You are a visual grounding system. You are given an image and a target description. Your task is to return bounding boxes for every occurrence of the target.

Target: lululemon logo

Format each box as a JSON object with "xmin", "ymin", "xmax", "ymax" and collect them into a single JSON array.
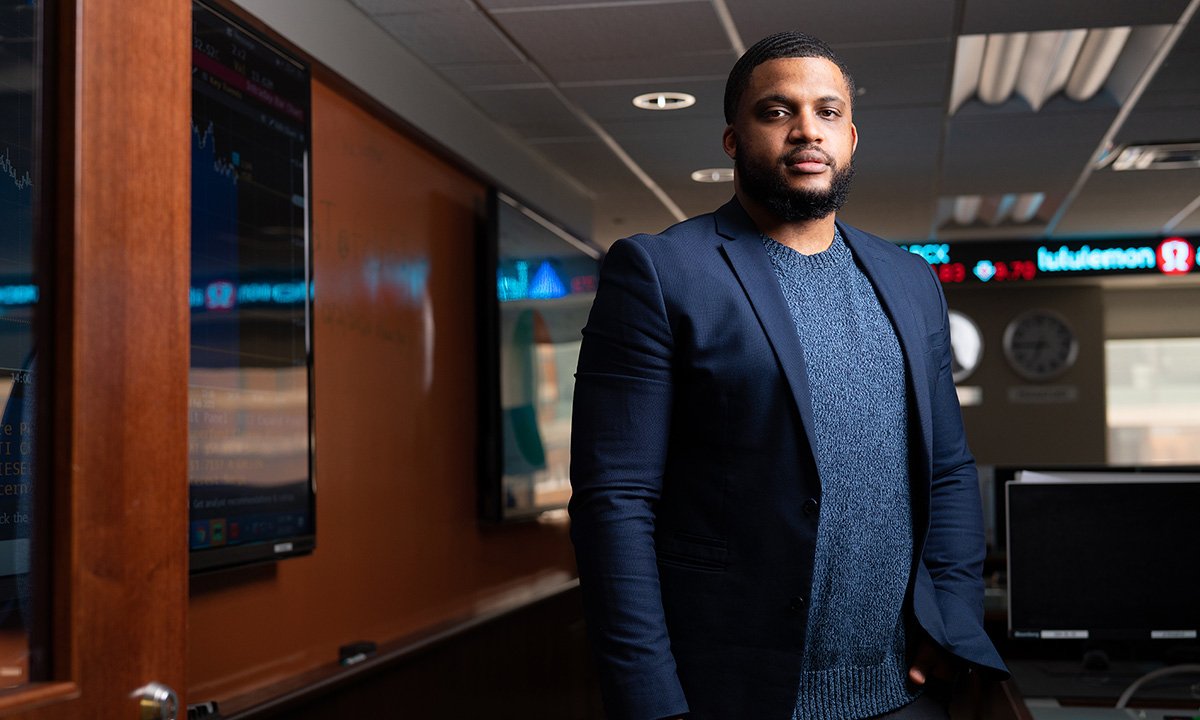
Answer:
[
  {"xmin": 1158, "ymin": 238, "xmax": 1194, "ymax": 275},
  {"xmin": 205, "ymin": 280, "xmax": 237, "ymax": 310}
]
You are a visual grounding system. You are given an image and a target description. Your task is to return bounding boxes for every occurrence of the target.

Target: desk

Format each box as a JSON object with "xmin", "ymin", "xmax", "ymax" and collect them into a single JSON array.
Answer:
[
  {"xmin": 1007, "ymin": 659, "xmax": 1192, "ymax": 704},
  {"xmin": 992, "ymin": 661, "xmax": 1200, "ymax": 720},
  {"xmin": 1022, "ymin": 703, "xmax": 1200, "ymax": 720}
]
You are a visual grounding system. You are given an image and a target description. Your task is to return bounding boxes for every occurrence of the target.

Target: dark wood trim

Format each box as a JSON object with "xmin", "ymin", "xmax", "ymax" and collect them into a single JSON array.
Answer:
[
  {"xmin": 0, "ymin": 683, "xmax": 77, "ymax": 714},
  {"xmin": 47, "ymin": 0, "xmax": 76, "ymax": 687},
  {"xmin": 49, "ymin": 0, "xmax": 191, "ymax": 715},
  {"xmin": 0, "ymin": 2, "xmax": 190, "ymax": 715},
  {"xmin": 219, "ymin": 579, "xmax": 583, "ymax": 719}
]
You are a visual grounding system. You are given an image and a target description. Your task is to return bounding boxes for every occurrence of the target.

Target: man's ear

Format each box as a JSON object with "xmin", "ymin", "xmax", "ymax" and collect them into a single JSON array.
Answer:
[
  {"xmin": 850, "ymin": 121, "xmax": 858, "ymax": 155},
  {"xmin": 722, "ymin": 125, "xmax": 736, "ymax": 159}
]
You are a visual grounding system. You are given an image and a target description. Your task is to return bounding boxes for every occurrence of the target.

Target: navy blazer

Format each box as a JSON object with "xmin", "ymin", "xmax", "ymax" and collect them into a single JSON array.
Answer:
[{"xmin": 569, "ymin": 199, "xmax": 1008, "ymax": 720}]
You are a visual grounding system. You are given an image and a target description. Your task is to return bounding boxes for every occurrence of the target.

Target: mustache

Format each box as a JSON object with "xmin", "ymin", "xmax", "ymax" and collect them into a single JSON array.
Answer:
[{"xmin": 781, "ymin": 146, "xmax": 834, "ymax": 166}]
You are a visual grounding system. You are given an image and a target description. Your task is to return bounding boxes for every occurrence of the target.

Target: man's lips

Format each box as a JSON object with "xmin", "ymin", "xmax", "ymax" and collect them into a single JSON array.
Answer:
[{"xmin": 784, "ymin": 150, "xmax": 832, "ymax": 174}]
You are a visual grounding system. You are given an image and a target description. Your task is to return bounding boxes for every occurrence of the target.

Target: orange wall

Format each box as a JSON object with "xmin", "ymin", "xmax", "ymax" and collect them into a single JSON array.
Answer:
[{"xmin": 187, "ymin": 78, "xmax": 577, "ymax": 702}]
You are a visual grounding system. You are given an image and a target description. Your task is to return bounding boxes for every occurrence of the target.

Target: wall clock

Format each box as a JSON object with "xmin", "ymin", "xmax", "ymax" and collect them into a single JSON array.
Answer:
[{"xmin": 1002, "ymin": 310, "xmax": 1078, "ymax": 382}]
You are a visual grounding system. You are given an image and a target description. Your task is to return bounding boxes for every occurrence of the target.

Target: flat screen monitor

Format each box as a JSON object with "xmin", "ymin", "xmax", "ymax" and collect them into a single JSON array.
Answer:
[
  {"xmin": 478, "ymin": 191, "xmax": 600, "ymax": 521},
  {"xmin": 989, "ymin": 465, "xmax": 1200, "ymax": 554},
  {"xmin": 189, "ymin": 1, "xmax": 314, "ymax": 572},
  {"xmin": 1006, "ymin": 479, "xmax": 1200, "ymax": 642}
]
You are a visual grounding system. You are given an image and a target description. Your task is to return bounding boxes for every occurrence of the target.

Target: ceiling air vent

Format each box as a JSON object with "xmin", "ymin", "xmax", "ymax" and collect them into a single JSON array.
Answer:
[{"xmin": 1109, "ymin": 142, "xmax": 1200, "ymax": 171}]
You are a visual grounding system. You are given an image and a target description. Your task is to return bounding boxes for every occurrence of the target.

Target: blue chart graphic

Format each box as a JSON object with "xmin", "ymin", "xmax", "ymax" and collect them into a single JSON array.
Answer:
[
  {"xmin": 0, "ymin": 149, "xmax": 32, "ymax": 191},
  {"xmin": 191, "ymin": 120, "xmax": 240, "ymax": 368},
  {"xmin": 191, "ymin": 120, "xmax": 238, "ymax": 241},
  {"xmin": 0, "ymin": 147, "xmax": 33, "ymax": 257}
]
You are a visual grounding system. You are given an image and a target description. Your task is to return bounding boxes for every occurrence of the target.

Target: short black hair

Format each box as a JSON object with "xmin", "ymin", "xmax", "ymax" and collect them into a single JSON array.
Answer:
[{"xmin": 723, "ymin": 31, "xmax": 856, "ymax": 124}]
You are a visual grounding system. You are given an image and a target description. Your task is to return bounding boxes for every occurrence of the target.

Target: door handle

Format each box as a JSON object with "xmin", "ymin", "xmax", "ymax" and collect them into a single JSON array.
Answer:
[{"xmin": 131, "ymin": 681, "xmax": 179, "ymax": 720}]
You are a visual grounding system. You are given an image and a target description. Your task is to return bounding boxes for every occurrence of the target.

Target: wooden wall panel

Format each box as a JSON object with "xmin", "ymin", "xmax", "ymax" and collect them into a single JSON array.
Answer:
[
  {"xmin": 224, "ymin": 586, "xmax": 603, "ymax": 720},
  {"xmin": 187, "ymin": 78, "xmax": 577, "ymax": 702}
]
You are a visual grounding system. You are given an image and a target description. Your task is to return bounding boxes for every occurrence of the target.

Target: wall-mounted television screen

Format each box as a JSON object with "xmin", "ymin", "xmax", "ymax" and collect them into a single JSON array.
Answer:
[
  {"xmin": 189, "ymin": 0, "xmax": 314, "ymax": 572},
  {"xmin": 479, "ymin": 191, "xmax": 600, "ymax": 521}
]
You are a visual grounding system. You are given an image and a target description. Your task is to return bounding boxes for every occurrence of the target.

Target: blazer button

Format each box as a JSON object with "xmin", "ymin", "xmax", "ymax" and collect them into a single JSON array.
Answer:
[
  {"xmin": 789, "ymin": 596, "xmax": 806, "ymax": 613},
  {"xmin": 803, "ymin": 498, "xmax": 819, "ymax": 517}
]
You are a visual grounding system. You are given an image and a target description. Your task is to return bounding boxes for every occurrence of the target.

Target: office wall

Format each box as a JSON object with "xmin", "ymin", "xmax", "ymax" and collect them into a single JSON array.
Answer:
[
  {"xmin": 187, "ymin": 77, "xmax": 577, "ymax": 704},
  {"xmin": 945, "ymin": 286, "xmax": 1107, "ymax": 466},
  {"xmin": 1103, "ymin": 285, "xmax": 1200, "ymax": 339}
]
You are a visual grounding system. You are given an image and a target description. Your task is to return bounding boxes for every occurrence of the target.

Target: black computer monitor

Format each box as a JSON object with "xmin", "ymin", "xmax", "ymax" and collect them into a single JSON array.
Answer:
[
  {"xmin": 188, "ymin": 0, "xmax": 315, "ymax": 573},
  {"xmin": 1006, "ymin": 478, "xmax": 1200, "ymax": 644},
  {"xmin": 990, "ymin": 465, "xmax": 1200, "ymax": 555},
  {"xmin": 476, "ymin": 190, "xmax": 600, "ymax": 522}
]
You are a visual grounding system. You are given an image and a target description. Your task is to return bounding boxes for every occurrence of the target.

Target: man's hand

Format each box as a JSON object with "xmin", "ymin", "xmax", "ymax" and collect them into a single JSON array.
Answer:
[{"xmin": 907, "ymin": 636, "xmax": 960, "ymax": 688}]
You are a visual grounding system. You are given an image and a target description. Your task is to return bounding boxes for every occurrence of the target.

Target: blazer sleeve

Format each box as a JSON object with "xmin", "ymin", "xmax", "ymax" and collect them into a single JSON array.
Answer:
[
  {"xmin": 568, "ymin": 237, "xmax": 690, "ymax": 720},
  {"xmin": 919, "ymin": 262, "xmax": 1009, "ymax": 678}
]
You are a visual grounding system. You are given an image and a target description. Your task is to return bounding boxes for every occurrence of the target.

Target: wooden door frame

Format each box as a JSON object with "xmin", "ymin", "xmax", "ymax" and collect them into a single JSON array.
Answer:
[{"xmin": 0, "ymin": 0, "xmax": 191, "ymax": 716}]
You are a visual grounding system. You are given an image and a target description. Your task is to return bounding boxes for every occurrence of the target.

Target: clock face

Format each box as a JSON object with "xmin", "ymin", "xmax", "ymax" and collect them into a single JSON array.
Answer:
[
  {"xmin": 1002, "ymin": 310, "xmax": 1078, "ymax": 382},
  {"xmin": 947, "ymin": 310, "xmax": 983, "ymax": 383}
]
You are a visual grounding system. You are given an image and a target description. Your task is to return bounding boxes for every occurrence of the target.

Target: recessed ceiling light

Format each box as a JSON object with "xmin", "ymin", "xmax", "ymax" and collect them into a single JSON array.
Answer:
[
  {"xmin": 691, "ymin": 168, "xmax": 733, "ymax": 183},
  {"xmin": 632, "ymin": 92, "xmax": 696, "ymax": 111}
]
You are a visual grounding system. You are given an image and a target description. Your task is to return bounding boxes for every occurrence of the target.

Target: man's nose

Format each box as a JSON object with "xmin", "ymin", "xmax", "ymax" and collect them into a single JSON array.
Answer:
[{"xmin": 786, "ymin": 113, "xmax": 824, "ymax": 144}]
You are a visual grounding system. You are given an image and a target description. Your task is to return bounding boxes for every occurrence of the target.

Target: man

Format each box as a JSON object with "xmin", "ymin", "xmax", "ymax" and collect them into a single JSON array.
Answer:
[{"xmin": 568, "ymin": 31, "xmax": 1008, "ymax": 720}]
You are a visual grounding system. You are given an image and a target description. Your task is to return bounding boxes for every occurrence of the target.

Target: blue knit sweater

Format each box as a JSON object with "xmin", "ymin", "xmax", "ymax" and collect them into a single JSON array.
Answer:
[{"xmin": 762, "ymin": 230, "xmax": 920, "ymax": 719}]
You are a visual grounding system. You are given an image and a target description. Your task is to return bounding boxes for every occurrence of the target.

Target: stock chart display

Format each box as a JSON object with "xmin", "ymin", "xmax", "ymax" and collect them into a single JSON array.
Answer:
[
  {"xmin": 0, "ymin": 0, "xmax": 38, "ymax": 681},
  {"xmin": 0, "ymin": 0, "xmax": 36, "ymax": 440},
  {"xmin": 189, "ymin": 1, "xmax": 313, "ymax": 570}
]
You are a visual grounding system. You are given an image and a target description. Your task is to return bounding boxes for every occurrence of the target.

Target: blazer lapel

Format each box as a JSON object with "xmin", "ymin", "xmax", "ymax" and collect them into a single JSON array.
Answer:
[
  {"xmin": 714, "ymin": 200, "xmax": 820, "ymax": 455},
  {"xmin": 839, "ymin": 221, "xmax": 934, "ymax": 470}
]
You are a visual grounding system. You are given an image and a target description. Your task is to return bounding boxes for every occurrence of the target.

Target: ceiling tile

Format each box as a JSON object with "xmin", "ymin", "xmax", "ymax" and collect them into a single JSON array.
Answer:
[
  {"xmin": 941, "ymin": 107, "xmax": 1117, "ymax": 195},
  {"xmin": 1128, "ymin": 21, "xmax": 1200, "ymax": 110},
  {"xmin": 961, "ymin": 0, "xmax": 1190, "ymax": 34},
  {"xmin": 658, "ymin": 181, "xmax": 735, "ymax": 220},
  {"xmin": 549, "ymin": 51, "xmax": 734, "ymax": 84},
  {"xmin": 593, "ymin": 192, "xmax": 681, "ymax": 247},
  {"xmin": 462, "ymin": 86, "xmax": 592, "ymax": 139},
  {"xmin": 851, "ymin": 106, "xmax": 944, "ymax": 182},
  {"xmin": 351, "ymin": 0, "xmax": 472, "ymax": 13},
  {"xmin": 435, "ymin": 61, "xmax": 545, "ymax": 88},
  {"xmin": 491, "ymin": 3, "xmax": 730, "ymax": 62},
  {"xmin": 527, "ymin": 138, "xmax": 642, "ymax": 193},
  {"xmin": 839, "ymin": 189, "xmax": 937, "ymax": 242},
  {"xmin": 840, "ymin": 42, "xmax": 950, "ymax": 109},
  {"xmin": 374, "ymin": 8, "xmax": 522, "ymax": 65},
  {"xmin": 483, "ymin": 0, "xmax": 706, "ymax": 8},
  {"xmin": 560, "ymin": 78, "xmax": 727, "ymax": 123},
  {"xmin": 1054, "ymin": 168, "xmax": 1200, "ymax": 236},
  {"xmin": 603, "ymin": 119, "xmax": 729, "ymax": 177},
  {"xmin": 603, "ymin": 116, "xmax": 726, "ymax": 140},
  {"xmin": 1117, "ymin": 107, "xmax": 1200, "ymax": 145},
  {"xmin": 725, "ymin": 0, "xmax": 955, "ymax": 45},
  {"xmin": 1171, "ymin": 198, "xmax": 1200, "ymax": 234}
]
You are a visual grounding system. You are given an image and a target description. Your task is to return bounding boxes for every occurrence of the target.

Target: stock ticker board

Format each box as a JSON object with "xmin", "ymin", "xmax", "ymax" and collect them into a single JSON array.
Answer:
[{"xmin": 902, "ymin": 235, "xmax": 1198, "ymax": 286}]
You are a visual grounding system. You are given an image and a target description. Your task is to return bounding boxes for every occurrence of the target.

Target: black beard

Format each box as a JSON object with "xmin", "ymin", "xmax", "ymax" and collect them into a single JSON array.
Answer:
[{"xmin": 736, "ymin": 147, "xmax": 855, "ymax": 222}]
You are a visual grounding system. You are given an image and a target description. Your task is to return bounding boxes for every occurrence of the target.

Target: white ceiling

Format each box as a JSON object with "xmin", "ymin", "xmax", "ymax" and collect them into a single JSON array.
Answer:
[{"xmin": 347, "ymin": 0, "xmax": 1200, "ymax": 248}]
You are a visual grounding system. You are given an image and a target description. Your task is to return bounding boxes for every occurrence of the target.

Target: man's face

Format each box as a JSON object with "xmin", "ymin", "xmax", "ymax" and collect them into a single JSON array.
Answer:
[{"xmin": 723, "ymin": 56, "xmax": 859, "ymax": 223}]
